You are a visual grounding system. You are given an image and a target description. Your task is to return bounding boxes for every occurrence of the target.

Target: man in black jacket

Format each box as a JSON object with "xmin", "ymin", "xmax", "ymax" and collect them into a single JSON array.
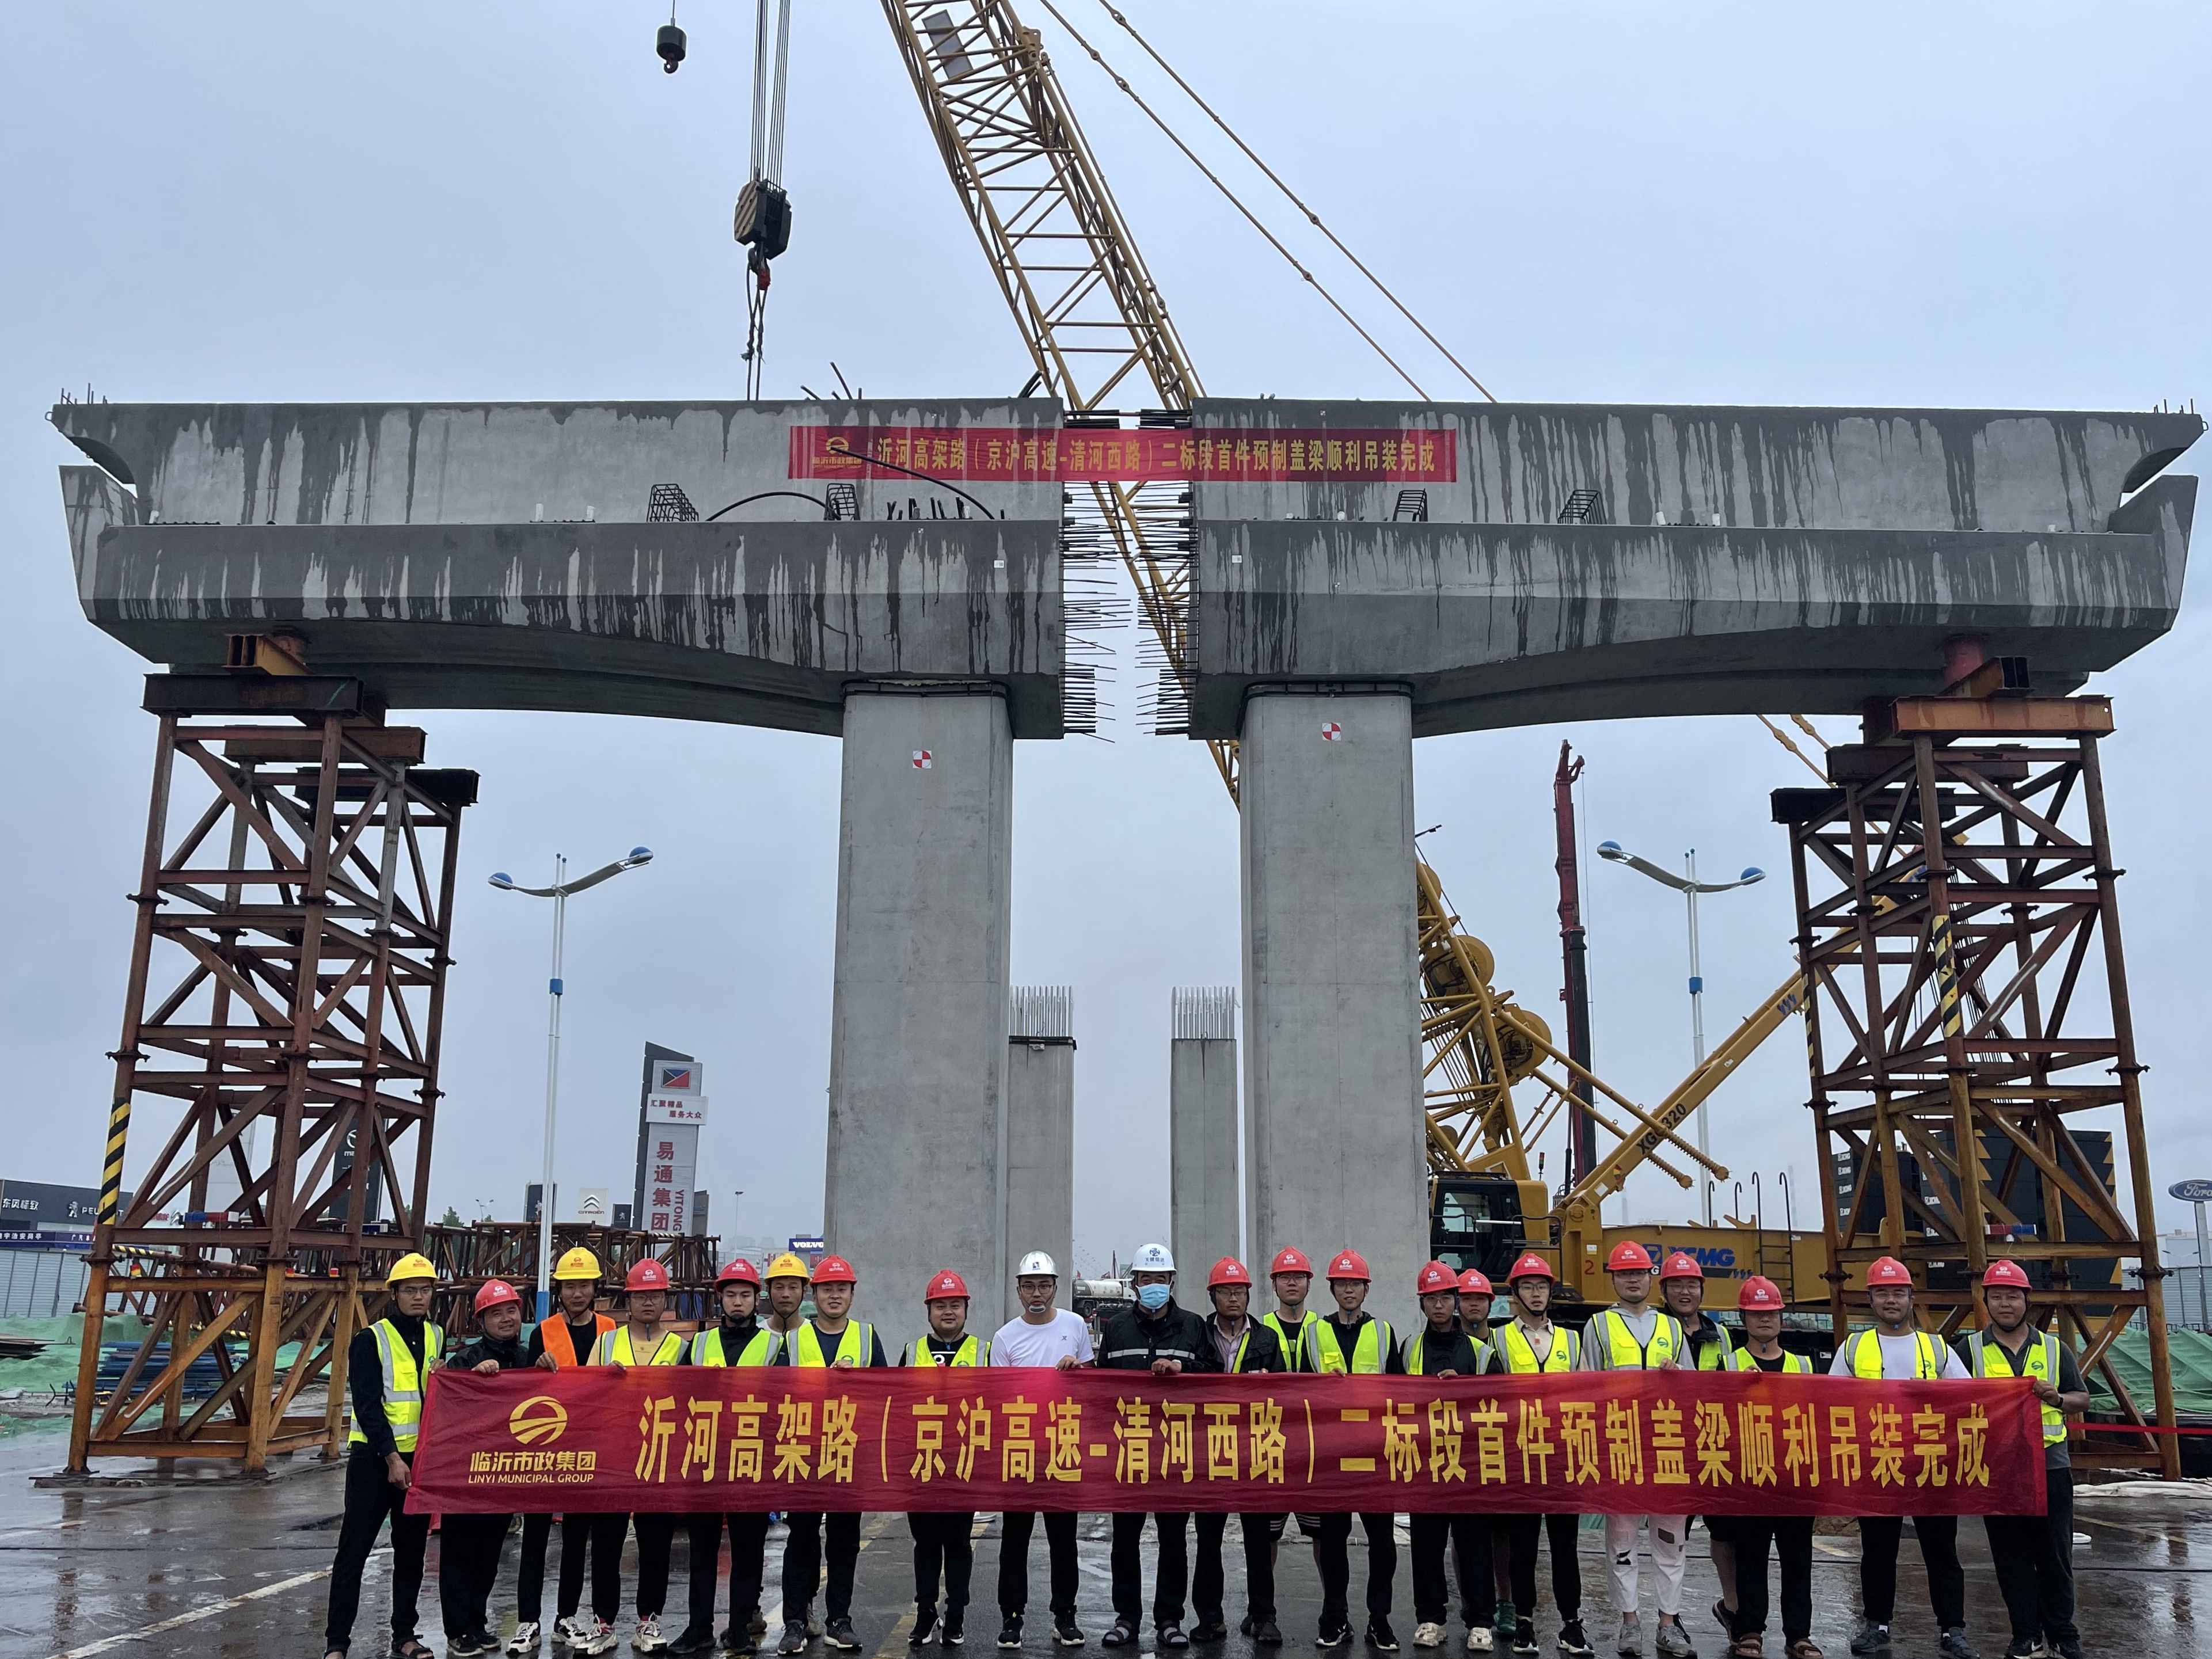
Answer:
[
  {"xmin": 439, "ymin": 1281, "xmax": 534, "ymax": 1657},
  {"xmin": 1095, "ymin": 1243, "xmax": 1223, "ymax": 1652},
  {"xmin": 1191, "ymin": 1257, "xmax": 1286, "ymax": 1647}
]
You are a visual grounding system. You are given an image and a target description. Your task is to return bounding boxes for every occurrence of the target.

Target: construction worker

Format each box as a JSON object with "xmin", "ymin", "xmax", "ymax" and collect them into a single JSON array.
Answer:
[
  {"xmin": 1658, "ymin": 1254, "xmax": 1737, "ymax": 1639},
  {"xmin": 1963, "ymin": 1261, "xmax": 2086, "ymax": 1659},
  {"xmin": 1260, "ymin": 1247, "xmax": 1325, "ymax": 1571},
  {"xmin": 1826, "ymin": 1257, "xmax": 1973, "ymax": 1659},
  {"xmin": 1192, "ymin": 1257, "xmax": 1286, "ymax": 1647},
  {"xmin": 518, "ymin": 1246, "xmax": 620, "ymax": 1654},
  {"xmin": 1096, "ymin": 1243, "xmax": 1222, "ymax": 1650},
  {"xmin": 599, "ymin": 1258, "xmax": 690, "ymax": 1654},
  {"xmin": 1717, "ymin": 1277, "xmax": 1816, "ymax": 1659},
  {"xmin": 1309, "ymin": 1247, "xmax": 1403, "ymax": 1653},
  {"xmin": 323, "ymin": 1251, "xmax": 445, "ymax": 1659},
  {"xmin": 776, "ymin": 1254, "xmax": 887, "ymax": 1656},
  {"xmin": 440, "ymin": 1280, "xmax": 534, "ymax": 1657},
  {"xmin": 1406, "ymin": 1262, "xmax": 1492, "ymax": 1655},
  {"xmin": 903, "ymin": 1268, "xmax": 989, "ymax": 1649},
  {"xmin": 1579, "ymin": 1242, "xmax": 1693, "ymax": 1659},
  {"xmin": 990, "ymin": 1249, "xmax": 1091, "ymax": 1652},
  {"xmin": 1484, "ymin": 1253, "xmax": 1588, "ymax": 1659},
  {"xmin": 681, "ymin": 1257, "xmax": 780, "ymax": 1657},
  {"xmin": 1458, "ymin": 1271, "xmax": 1515, "ymax": 1651},
  {"xmin": 761, "ymin": 1253, "xmax": 820, "ymax": 1645}
]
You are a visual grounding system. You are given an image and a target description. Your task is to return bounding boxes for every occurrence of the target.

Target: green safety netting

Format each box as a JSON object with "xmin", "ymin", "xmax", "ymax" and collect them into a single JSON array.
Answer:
[{"xmin": 2088, "ymin": 1324, "xmax": 2212, "ymax": 1418}]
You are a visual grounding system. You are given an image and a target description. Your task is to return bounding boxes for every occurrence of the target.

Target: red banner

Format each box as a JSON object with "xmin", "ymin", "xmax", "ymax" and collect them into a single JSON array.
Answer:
[
  {"xmin": 406, "ymin": 1368, "xmax": 2043, "ymax": 1519},
  {"xmin": 786, "ymin": 427, "xmax": 1457, "ymax": 484}
]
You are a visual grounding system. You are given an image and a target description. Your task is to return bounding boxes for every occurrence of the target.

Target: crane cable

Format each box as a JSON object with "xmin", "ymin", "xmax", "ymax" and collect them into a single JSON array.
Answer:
[
  {"xmin": 741, "ymin": 0, "xmax": 795, "ymax": 397},
  {"xmin": 1090, "ymin": 1, "xmax": 1496, "ymax": 404},
  {"xmin": 1034, "ymin": 0, "xmax": 1433, "ymax": 400}
]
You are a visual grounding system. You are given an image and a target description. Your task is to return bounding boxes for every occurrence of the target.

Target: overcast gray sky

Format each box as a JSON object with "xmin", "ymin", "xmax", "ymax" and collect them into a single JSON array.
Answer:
[{"xmin": 3, "ymin": 2, "xmax": 2207, "ymax": 1279}]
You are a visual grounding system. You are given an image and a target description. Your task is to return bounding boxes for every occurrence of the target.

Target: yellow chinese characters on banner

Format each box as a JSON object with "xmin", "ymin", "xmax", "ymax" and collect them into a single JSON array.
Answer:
[{"xmin": 785, "ymin": 427, "xmax": 1460, "ymax": 484}]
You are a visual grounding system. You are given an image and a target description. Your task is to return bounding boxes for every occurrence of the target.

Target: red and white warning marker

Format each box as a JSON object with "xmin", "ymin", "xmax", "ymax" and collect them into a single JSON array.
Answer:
[
  {"xmin": 912, "ymin": 750, "xmax": 933, "ymax": 769},
  {"xmin": 1320, "ymin": 722, "xmax": 1343, "ymax": 741}
]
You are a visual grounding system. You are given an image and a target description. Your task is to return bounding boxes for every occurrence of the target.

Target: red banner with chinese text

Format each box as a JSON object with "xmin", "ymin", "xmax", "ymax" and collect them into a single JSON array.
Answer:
[
  {"xmin": 785, "ymin": 427, "xmax": 1457, "ymax": 484},
  {"xmin": 406, "ymin": 1367, "xmax": 2043, "ymax": 1519}
]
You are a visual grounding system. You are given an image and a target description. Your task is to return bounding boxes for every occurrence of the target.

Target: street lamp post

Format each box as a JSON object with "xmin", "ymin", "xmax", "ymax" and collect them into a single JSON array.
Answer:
[
  {"xmin": 1596, "ymin": 839, "xmax": 1765, "ymax": 1226},
  {"xmin": 490, "ymin": 846, "xmax": 655, "ymax": 1320}
]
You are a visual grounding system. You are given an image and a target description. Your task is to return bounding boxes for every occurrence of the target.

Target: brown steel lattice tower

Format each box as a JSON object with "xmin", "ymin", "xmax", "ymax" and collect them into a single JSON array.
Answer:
[
  {"xmin": 66, "ymin": 673, "xmax": 474, "ymax": 1471},
  {"xmin": 1773, "ymin": 688, "xmax": 2179, "ymax": 1475}
]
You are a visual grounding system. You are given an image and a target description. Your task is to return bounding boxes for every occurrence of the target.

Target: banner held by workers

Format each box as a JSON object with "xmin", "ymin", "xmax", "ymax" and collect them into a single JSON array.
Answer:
[{"xmin": 407, "ymin": 1367, "xmax": 2044, "ymax": 1519}]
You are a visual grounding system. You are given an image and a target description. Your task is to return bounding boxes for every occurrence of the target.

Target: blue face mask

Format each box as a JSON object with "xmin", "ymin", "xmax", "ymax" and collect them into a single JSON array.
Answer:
[{"xmin": 1136, "ymin": 1283, "xmax": 1172, "ymax": 1312}]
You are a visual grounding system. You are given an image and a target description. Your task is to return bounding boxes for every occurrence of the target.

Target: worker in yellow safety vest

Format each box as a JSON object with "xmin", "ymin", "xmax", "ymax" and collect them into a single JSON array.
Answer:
[
  {"xmin": 1310, "ymin": 1249, "xmax": 1403, "ymax": 1652},
  {"xmin": 1483, "ymin": 1253, "xmax": 1588, "ymax": 1659},
  {"xmin": 902, "ymin": 1268, "xmax": 989, "ymax": 1649},
  {"xmin": 1966, "ymin": 1261, "xmax": 2086, "ymax": 1659},
  {"xmin": 323, "ymin": 1252, "xmax": 445, "ymax": 1659},
  {"xmin": 516, "ymin": 1246, "xmax": 621, "ymax": 1653},
  {"xmin": 1717, "ymin": 1277, "xmax": 1818, "ymax": 1659},
  {"xmin": 774, "ymin": 1253, "xmax": 886, "ymax": 1656},
  {"xmin": 679, "ymin": 1257, "xmax": 778, "ymax": 1656},
  {"xmin": 1578, "ymin": 1242, "xmax": 1694, "ymax": 1659},
  {"xmin": 1406, "ymin": 1261, "xmax": 1492, "ymax": 1653},
  {"xmin": 1826, "ymin": 1257, "xmax": 1973, "ymax": 1659},
  {"xmin": 1260, "ymin": 1246, "xmax": 1325, "ymax": 1572},
  {"xmin": 600, "ymin": 1258, "xmax": 690, "ymax": 1654},
  {"xmin": 1458, "ymin": 1269, "xmax": 1515, "ymax": 1647},
  {"xmin": 1659, "ymin": 1251, "xmax": 1740, "ymax": 1643}
]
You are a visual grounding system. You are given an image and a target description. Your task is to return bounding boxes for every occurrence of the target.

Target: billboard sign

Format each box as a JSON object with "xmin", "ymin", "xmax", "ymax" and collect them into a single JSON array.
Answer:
[
  {"xmin": 0, "ymin": 1180, "xmax": 112, "ymax": 1247},
  {"xmin": 2169, "ymin": 1179, "xmax": 2212, "ymax": 1204},
  {"xmin": 644, "ymin": 1094, "xmax": 708, "ymax": 1126}
]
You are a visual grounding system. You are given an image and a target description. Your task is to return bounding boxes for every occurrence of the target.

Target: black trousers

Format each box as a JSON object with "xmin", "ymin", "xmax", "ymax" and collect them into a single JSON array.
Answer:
[
  {"xmin": 1728, "ymin": 1517, "xmax": 1812, "ymax": 1644},
  {"xmin": 1314, "ymin": 1512, "xmax": 1396, "ymax": 1630},
  {"xmin": 438, "ymin": 1511, "xmax": 513, "ymax": 1638},
  {"xmin": 909, "ymin": 1512, "xmax": 976, "ymax": 1612},
  {"xmin": 1410, "ymin": 1513, "xmax": 1492, "ymax": 1628},
  {"xmin": 1506, "ymin": 1513, "xmax": 1580, "ymax": 1622},
  {"xmin": 1857, "ymin": 1514, "xmax": 1964, "ymax": 1629},
  {"xmin": 324, "ymin": 1445, "xmax": 431, "ymax": 1650},
  {"xmin": 517, "ymin": 1511, "xmax": 617, "ymax": 1625},
  {"xmin": 689, "ymin": 1510, "xmax": 773, "ymax": 1635},
  {"xmin": 1985, "ymin": 1467, "xmax": 2077, "ymax": 1648},
  {"xmin": 1193, "ymin": 1513, "xmax": 1277, "ymax": 1624},
  {"xmin": 1111, "ymin": 1511, "xmax": 1191, "ymax": 1627},
  {"xmin": 1000, "ymin": 1510, "xmax": 1080, "ymax": 1619},
  {"xmin": 632, "ymin": 1513, "xmax": 679, "ymax": 1618},
  {"xmin": 783, "ymin": 1511, "xmax": 861, "ymax": 1623}
]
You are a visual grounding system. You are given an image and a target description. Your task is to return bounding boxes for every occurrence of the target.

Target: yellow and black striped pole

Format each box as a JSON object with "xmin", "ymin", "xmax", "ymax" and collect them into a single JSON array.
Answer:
[{"xmin": 98, "ymin": 1094, "xmax": 131, "ymax": 1226}]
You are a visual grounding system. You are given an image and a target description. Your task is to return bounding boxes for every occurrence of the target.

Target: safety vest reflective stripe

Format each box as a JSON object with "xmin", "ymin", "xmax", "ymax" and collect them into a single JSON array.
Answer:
[
  {"xmin": 1694, "ymin": 1328, "xmax": 1735, "ymax": 1371},
  {"xmin": 1313, "ymin": 1318, "xmax": 1392, "ymax": 1375},
  {"xmin": 1848, "ymin": 1329, "xmax": 1940, "ymax": 1380},
  {"xmin": 1725, "ymin": 1348, "xmax": 1810, "ymax": 1374},
  {"xmin": 909, "ymin": 1334, "xmax": 985, "ymax": 1368},
  {"xmin": 598, "ymin": 1326, "xmax": 687, "ymax": 1366},
  {"xmin": 1600, "ymin": 1309, "xmax": 1682, "ymax": 1369},
  {"xmin": 1499, "ymin": 1321, "xmax": 1576, "ymax": 1373},
  {"xmin": 347, "ymin": 1318, "xmax": 444, "ymax": 1449},
  {"xmin": 1263, "ymin": 1311, "xmax": 1318, "ymax": 1371},
  {"xmin": 1969, "ymin": 1331, "xmax": 2067, "ymax": 1444},
  {"xmin": 793, "ymin": 1321, "xmax": 875, "ymax": 1368},
  {"xmin": 695, "ymin": 1327, "xmax": 778, "ymax": 1367}
]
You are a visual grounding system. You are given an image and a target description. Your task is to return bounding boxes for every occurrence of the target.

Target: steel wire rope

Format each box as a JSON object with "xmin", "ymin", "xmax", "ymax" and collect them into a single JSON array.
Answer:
[
  {"xmin": 1089, "ymin": 0, "xmax": 1497, "ymax": 402},
  {"xmin": 1032, "ymin": 0, "xmax": 1432, "ymax": 399}
]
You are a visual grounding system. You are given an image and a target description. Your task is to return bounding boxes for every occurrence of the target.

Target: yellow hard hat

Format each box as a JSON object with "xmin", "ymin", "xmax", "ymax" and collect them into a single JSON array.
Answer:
[
  {"xmin": 386, "ymin": 1252, "xmax": 438, "ymax": 1284},
  {"xmin": 764, "ymin": 1251, "xmax": 812, "ymax": 1283},
  {"xmin": 553, "ymin": 1246, "xmax": 602, "ymax": 1282}
]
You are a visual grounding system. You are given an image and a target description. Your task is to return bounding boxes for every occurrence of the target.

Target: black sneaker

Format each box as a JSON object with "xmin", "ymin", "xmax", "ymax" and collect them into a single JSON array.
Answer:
[
  {"xmin": 1318, "ymin": 1627, "xmax": 1354, "ymax": 1652},
  {"xmin": 1054, "ymin": 1621, "xmax": 1085, "ymax": 1649},
  {"xmin": 1102, "ymin": 1623, "xmax": 1138, "ymax": 1650},
  {"xmin": 779, "ymin": 1626, "xmax": 809, "ymax": 1657},
  {"xmin": 998, "ymin": 1619, "xmax": 1025, "ymax": 1652},
  {"xmin": 670, "ymin": 1632, "xmax": 718, "ymax": 1657},
  {"xmin": 2054, "ymin": 1643, "xmax": 2081, "ymax": 1659},
  {"xmin": 1512, "ymin": 1623, "xmax": 1538, "ymax": 1659},
  {"xmin": 1846, "ymin": 1625, "xmax": 1887, "ymax": 1658},
  {"xmin": 824, "ymin": 1622, "xmax": 862, "ymax": 1654},
  {"xmin": 913, "ymin": 1609, "xmax": 940, "ymax": 1649},
  {"xmin": 1558, "ymin": 1626, "xmax": 1593, "ymax": 1659},
  {"xmin": 944, "ymin": 1614, "xmax": 966, "ymax": 1649},
  {"xmin": 1192, "ymin": 1625, "xmax": 1229, "ymax": 1645},
  {"xmin": 1999, "ymin": 1643, "xmax": 2040, "ymax": 1659},
  {"xmin": 1251, "ymin": 1626, "xmax": 1283, "ymax": 1649},
  {"xmin": 1370, "ymin": 1623, "xmax": 1400, "ymax": 1654},
  {"xmin": 449, "ymin": 1637, "xmax": 489, "ymax": 1658},
  {"xmin": 724, "ymin": 1631, "xmax": 759, "ymax": 1658},
  {"xmin": 1159, "ymin": 1629, "xmax": 1190, "ymax": 1652},
  {"xmin": 1937, "ymin": 1633, "xmax": 1978, "ymax": 1659}
]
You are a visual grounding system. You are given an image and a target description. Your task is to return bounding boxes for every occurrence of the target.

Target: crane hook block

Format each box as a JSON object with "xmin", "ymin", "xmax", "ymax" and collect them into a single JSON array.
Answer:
[
  {"xmin": 657, "ymin": 22, "xmax": 687, "ymax": 73},
  {"xmin": 734, "ymin": 179, "xmax": 793, "ymax": 262}
]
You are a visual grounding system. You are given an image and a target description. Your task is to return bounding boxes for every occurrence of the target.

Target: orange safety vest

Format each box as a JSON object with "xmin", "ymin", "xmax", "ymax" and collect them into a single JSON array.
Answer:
[{"xmin": 538, "ymin": 1312, "xmax": 615, "ymax": 1368}]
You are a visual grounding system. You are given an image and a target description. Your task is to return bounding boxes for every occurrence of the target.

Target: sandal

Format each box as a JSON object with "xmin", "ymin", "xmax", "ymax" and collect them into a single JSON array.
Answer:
[{"xmin": 393, "ymin": 1640, "xmax": 437, "ymax": 1659}]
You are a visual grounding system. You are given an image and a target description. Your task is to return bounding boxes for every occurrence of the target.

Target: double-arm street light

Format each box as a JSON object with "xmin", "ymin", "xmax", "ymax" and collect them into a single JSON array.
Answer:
[
  {"xmin": 1596, "ymin": 840, "xmax": 1764, "ymax": 1226},
  {"xmin": 489, "ymin": 847, "xmax": 655, "ymax": 1318}
]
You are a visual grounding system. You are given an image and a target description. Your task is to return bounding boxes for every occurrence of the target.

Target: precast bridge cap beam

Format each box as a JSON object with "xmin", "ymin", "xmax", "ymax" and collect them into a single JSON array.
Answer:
[
  {"xmin": 54, "ymin": 399, "xmax": 1073, "ymax": 738},
  {"xmin": 1184, "ymin": 400, "xmax": 2201, "ymax": 737}
]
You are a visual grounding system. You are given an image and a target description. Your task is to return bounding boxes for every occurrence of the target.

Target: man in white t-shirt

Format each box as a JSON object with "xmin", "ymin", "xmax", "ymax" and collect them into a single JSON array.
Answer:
[{"xmin": 990, "ymin": 1251, "xmax": 1093, "ymax": 1650}]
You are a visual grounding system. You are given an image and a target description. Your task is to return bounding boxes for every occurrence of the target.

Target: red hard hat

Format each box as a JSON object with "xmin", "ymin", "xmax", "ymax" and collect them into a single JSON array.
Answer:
[
  {"xmin": 1605, "ymin": 1241, "xmax": 1655, "ymax": 1273},
  {"xmin": 1982, "ymin": 1260, "xmax": 2031, "ymax": 1291},
  {"xmin": 1416, "ymin": 1260, "xmax": 1459, "ymax": 1295},
  {"xmin": 474, "ymin": 1279, "xmax": 522, "ymax": 1314},
  {"xmin": 1325, "ymin": 1249, "xmax": 1370, "ymax": 1282},
  {"xmin": 1208, "ymin": 1257, "xmax": 1253, "ymax": 1289},
  {"xmin": 924, "ymin": 1269, "xmax": 970, "ymax": 1302},
  {"xmin": 811, "ymin": 1254, "xmax": 857, "ymax": 1285},
  {"xmin": 1865, "ymin": 1255, "xmax": 1914, "ymax": 1288},
  {"xmin": 1269, "ymin": 1247, "xmax": 1314, "ymax": 1277},
  {"xmin": 1458, "ymin": 1269, "xmax": 1493, "ymax": 1299},
  {"xmin": 1507, "ymin": 1251, "xmax": 1557, "ymax": 1283},
  {"xmin": 1659, "ymin": 1250, "xmax": 1704, "ymax": 1281},
  {"xmin": 716, "ymin": 1257, "xmax": 762, "ymax": 1289},
  {"xmin": 1737, "ymin": 1275, "xmax": 1785, "ymax": 1312},
  {"xmin": 625, "ymin": 1258, "xmax": 672, "ymax": 1293}
]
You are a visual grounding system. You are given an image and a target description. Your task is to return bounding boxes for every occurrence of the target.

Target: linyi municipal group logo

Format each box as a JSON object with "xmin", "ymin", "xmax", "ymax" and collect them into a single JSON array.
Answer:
[{"xmin": 509, "ymin": 1395, "xmax": 569, "ymax": 1447}]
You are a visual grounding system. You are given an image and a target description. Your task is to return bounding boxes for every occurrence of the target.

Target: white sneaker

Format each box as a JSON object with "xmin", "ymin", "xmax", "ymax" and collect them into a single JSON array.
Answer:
[
  {"xmin": 1416, "ymin": 1627, "xmax": 1449, "ymax": 1650},
  {"xmin": 583, "ymin": 1620, "xmax": 621, "ymax": 1656},
  {"xmin": 634, "ymin": 1615, "xmax": 670, "ymax": 1653},
  {"xmin": 1618, "ymin": 1619, "xmax": 1643, "ymax": 1659},
  {"xmin": 1468, "ymin": 1630, "xmax": 1494, "ymax": 1653},
  {"xmin": 555, "ymin": 1618, "xmax": 593, "ymax": 1648},
  {"xmin": 509, "ymin": 1623, "xmax": 544, "ymax": 1654}
]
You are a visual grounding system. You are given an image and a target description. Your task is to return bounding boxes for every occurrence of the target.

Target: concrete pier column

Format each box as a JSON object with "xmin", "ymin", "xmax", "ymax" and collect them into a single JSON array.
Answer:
[
  {"xmin": 1170, "ymin": 987, "xmax": 1241, "ymax": 1278},
  {"xmin": 1003, "ymin": 986, "xmax": 1076, "ymax": 1326},
  {"xmin": 1239, "ymin": 687, "xmax": 1427, "ymax": 1306},
  {"xmin": 824, "ymin": 684, "xmax": 1013, "ymax": 1305}
]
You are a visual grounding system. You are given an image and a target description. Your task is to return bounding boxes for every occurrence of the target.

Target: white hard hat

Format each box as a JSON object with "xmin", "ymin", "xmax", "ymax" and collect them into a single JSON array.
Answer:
[
  {"xmin": 1131, "ymin": 1242, "xmax": 1175, "ymax": 1273},
  {"xmin": 1016, "ymin": 1250, "xmax": 1059, "ymax": 1278}
]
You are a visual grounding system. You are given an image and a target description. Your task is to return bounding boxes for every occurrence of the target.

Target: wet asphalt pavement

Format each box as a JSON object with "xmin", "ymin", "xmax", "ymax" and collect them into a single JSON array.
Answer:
[{"xmin": 1, "ymin": 1433, "xmax": 2206, "ymax": 1659}]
